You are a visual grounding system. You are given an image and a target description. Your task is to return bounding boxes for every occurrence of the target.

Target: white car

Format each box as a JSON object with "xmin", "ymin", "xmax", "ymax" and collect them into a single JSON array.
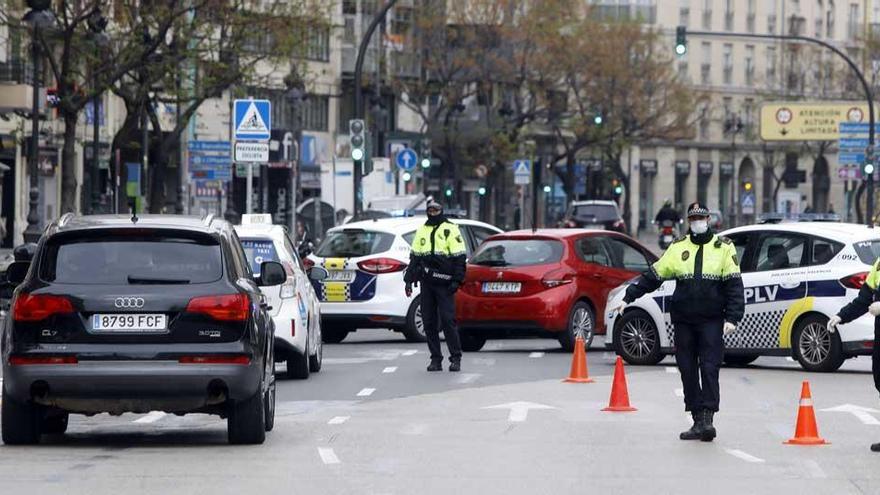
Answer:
[
  {"xmin": 606, "ymin": 222, "xmax": 880, "ymax": 372},
  {"xmin": 235, "ymin": 215, "xmax": 323, "ymax": 379},
  {"xmin": 307, "ymin": 217, "xmax": 503, "ymax": 343}
]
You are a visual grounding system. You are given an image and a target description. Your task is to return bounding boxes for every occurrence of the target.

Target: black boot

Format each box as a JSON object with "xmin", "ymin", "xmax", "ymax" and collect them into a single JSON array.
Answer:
[
  {"xmin": 449, "ymin": 361, "xmax": 461, "ymax": 372},
  {"xmin": 679, "ymin": 411, "xmax": 704, "ymax": 440},
  {"xmin": 427, "ymin": 360, "xmax": 442, "ymax": 372},
  {"xmin": 701, "ymin": 410, "xmax": 717, "ymax": 442},
  {"xmin": 870, "ymin": 443, "xmax": 880, "ymax": 452}
]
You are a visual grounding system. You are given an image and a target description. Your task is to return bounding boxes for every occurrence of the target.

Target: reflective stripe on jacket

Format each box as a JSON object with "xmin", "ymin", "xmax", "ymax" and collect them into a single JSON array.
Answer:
[{"xmin": 404, "ymin": 221, "xmax": 467, "ymax": 285}]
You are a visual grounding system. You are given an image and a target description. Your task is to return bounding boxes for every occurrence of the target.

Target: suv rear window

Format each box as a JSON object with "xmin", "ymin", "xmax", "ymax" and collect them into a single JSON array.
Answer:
[
  {"xmin": 240, "ymin": 238, "xmax": 279, "ymax": 275},
  {"xmin": 41, "ymin": 234, "xmax": 223, "ymax": 284},
  {"xmin": 315, "ymin": 229, "xmax": 395, "ymax": 258},
  {"xmin": 853, "ymin": 240, "xmax": 880, "ymax": 264},
  {"xmin": 470, "ymin": 239, "xmax": 564, "ymax": 267},
  {"xmin": 570, "ymin": 204, "xmax": 619, "ymax": 222}
]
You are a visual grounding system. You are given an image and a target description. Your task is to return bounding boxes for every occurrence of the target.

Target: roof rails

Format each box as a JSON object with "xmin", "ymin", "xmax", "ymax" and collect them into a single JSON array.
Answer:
[
  {"xmin": 203, "ymin": 213, "xmax": 215, "ymax": 227},
  {"xmin": 757, "ymin": 212, "xmax": 842, "ymax": 224},
  {"xmin": 58, "ymin": 212, "xmax": 75, "ymax": 227}
]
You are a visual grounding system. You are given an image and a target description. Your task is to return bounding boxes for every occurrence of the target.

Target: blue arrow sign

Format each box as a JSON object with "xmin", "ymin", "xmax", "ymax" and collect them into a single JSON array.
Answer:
[
  {"xmin": 839, "ymin": 152, "xmax": 866, "ymax": 164},
  {"xmin": 395, "ymin": 148, "xmax": 418, "ymax": 171},
  {"xmin": 839, "ymin": 122, "xmax": 876, "ymax": 134},
  {"xmin": 839, "ymin": 138, "xmax": 870, "ymax": 148},
  {"xmin": 234, "ymin": 99, "xmax": 271, "ymax": 141}
]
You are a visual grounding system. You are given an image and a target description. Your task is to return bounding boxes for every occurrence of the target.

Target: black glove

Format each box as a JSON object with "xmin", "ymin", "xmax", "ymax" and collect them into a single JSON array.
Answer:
[
  {"xmin": 449, "ymin": 282, "xmax": 460, "ymax": 294},
  {"xmin": 405, "ymin": 283, "xmax": 413, "ymax": 298}
]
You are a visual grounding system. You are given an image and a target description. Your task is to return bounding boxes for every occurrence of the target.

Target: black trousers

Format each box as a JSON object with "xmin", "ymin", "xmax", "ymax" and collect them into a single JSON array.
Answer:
[
  {"xmin": 873, "ymin": 325, "xmax": 880, "ymax": 395},
  {"xmin": 421, "ymin": 283, "xmax": 462, "ymax": 363},
  {"xmin": 674, "ymin": 319, "xmax": 724, "ymax": 412}
]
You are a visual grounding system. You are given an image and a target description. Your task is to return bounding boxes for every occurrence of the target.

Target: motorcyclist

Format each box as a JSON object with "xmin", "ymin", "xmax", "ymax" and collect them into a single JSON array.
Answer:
[{"xmin": 655, "ymin": 199, "xmax": 682, "ymax": 225}]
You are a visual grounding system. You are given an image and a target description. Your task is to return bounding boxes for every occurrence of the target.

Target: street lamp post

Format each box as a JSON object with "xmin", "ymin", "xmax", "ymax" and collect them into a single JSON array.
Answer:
[
  {"xmin": 284, "ymin": 74, "xmax": 305, "ymax": 242},
  {"xmin": 724, "ymin": 112, "xmax": 743, "ymax": 226},
  {"xmin": 87, "ymin": 9, "xmax": 108, "ymax": 215},
  {"xmin": 22, "ymin": 0, "xmax": 54, "ymax": 243}
]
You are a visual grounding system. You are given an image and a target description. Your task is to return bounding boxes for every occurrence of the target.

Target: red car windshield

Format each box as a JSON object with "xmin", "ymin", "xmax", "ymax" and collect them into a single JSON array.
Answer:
[{"xmin": 471, "ymin": 239, "xmax": 564, "ymax": 267}]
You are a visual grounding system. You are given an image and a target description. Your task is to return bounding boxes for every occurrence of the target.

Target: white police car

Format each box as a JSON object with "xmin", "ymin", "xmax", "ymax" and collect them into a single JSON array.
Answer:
[
  {"xmin": 235, "ymin": 215, "xmax": 323, "ymax": 379},
  {"xmin": 606, "ymin": 222, "xmax": 880, "ymax": 372},
  {"xmin": 307, "ymin": 217, "xmax": 502, "ymax": 343}
]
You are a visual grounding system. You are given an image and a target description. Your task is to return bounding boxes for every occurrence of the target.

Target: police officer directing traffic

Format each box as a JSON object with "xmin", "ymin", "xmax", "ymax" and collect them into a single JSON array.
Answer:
[
  {"xmin": 829, "ymin": 259, "xmax": 880, "ymax": 452},
  {"xmin": 612, "ymin": 202, "xmax": 744, "ymax": 441},
  {"xmin": 404, "ymin": 200, "xmax": 467, "ymax": 372}
]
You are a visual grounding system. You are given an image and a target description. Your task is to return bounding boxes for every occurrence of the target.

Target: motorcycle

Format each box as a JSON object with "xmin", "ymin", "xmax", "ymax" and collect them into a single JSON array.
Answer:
[{"xmin": 657, "ymin": 220, "xmax": 678, "ymax": 250}]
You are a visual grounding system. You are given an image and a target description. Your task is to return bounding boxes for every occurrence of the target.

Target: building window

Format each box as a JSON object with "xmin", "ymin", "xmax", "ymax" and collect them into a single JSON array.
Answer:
[
  {"xmin": 745, "ymin": 45, "xmax": 755, "ymax": 86},
  {"xmin": 723, "ymin": 43, "xmax": 733, "ymax": 85},
  {"xmin": 391, "ymin": 6, "xmax": 412, "ymax": 36},
  {"xmin": 848, "ymin": 3, "xmax": 860, "ymax": 39},
  {"xmin": 746, "ymin": 0, "xmax": 756, "ymax": 32},
  {"xmin": 305, "ymin": 26, "xmax": 330, "ymax": 62},
  {"xmin": 766, "ymin": 46, "xmax": 777, "ymax": 86},
  {"xmin": 678, "ymin": 59, "xmax": 690, "ymax": 81},
  {"xmin": 701, "ymin": 41, "xmax": 712, "ymax": 85},
  {"xmin": 703, "ymin": 0, "xmax": 712, "ymax": 29},
  {"xmin": 699, "ymin": 105, "xmax": 710, "ymax": 140},
  {"xmin": 767, "ymin": 0, "xmax": 777, "ymax": 33},
  {"xmin": 680, "ymin": 0, "xmax": 690, "ymax": 26},
  {"xmin": 828, "ymin": 4, "xmax": 836, "ymax": 37},
  {"xmin": 744, "ymin": 98, "xmax": 755, "ymax": 134},
  {"xmin": 301, "ymin": 95, "xmax": 330, "ymax": 132},
  {"xmin": 724, "ymin": 0, "xmax": 734, "ymax": 30}
]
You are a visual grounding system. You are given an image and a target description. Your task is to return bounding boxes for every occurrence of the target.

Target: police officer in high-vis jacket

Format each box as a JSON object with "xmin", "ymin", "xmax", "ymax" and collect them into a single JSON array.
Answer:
[
  {"xmin": 829, "ymin": 260, "xmax": 880, "ymax": 452},
  {"xmin": 404, "ymin": 200, "xmax": 467, "ymax": 372},
  {"xmin": 611, "ymin": 202, "xmax": 744, "ymax": 441}
]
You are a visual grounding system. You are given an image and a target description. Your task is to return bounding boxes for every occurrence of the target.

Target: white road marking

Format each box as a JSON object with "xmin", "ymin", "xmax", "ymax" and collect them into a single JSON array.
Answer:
[
  {"xmin": 472, "ymin": 358, "xmax": 497, "ymax": 366},
  {"xmin": 482, "ymin": 402, "xmax": 556, "ymax": 422},
  {"xmin": 529, "ymin": 352, "xmax": 545, "ymax": 358},
  {"xmin": 133, "ymin": 411, "xmax": 166, "ymax": 424},
  {"xmin": 674, "ymin": 388, "xmax": 684, "ymax": 398},
  {"xmin": 402, "ymin": 350, "xmax": 418, "ymax": 356},
  {"xmin": 725, "ymin": 449, "xmax": 765, "ymax": 464},
  {"xmin": 821, "ymin": 404, "xmax": 880, "ymax": 425},
  {"xmin": 804, "ymin": 460, "xmax": 827, "ymax": 479},
  {"xmin": 665, "ymin": 367, "xmax": 678, "ymax": 374},
  {"xmin": 455, "ymin": 373, "xmax": 481, "ymax": 384},
  {"xmin": 328, "ymin": 416, "xmax": 350, "ymax": 425},
  {"xmin": 382, "ymin": 366, "xmax": 398, "ymax": 373},
  {"xmin": 318, "ymin": 447, "xmax": 340, "ymax": 465},
  {"xmin": 357, "ymin": 388, "xmax": 376, "ymax": 397}
]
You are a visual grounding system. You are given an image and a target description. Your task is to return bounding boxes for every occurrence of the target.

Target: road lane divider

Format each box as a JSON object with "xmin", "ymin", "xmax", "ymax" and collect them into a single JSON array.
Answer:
[
  {"xmin": 724, "ymin": 449, "xmax": 765, "ymax": 464},
  {"xmin": 357, "ymin": 388, "xmax": 376, "ymax": 397},
  {"xmin": 328, "ymin": 416, "xmax": 350, "ymax": 425},
  {"xmin": 318, "ymin": 447, "xmax": 341, "ymax": 465},
  {"xmin": 382, "ymin": 367, "xmax": 398, "ymax": 373},
  {"xmin": 529, "ymin": 352, "xmax": 544, "ymax": 358}
]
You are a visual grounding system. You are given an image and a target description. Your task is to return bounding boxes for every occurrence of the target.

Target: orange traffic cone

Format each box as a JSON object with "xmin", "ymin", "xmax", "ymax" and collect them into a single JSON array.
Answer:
[
  {"xmin": 602, "ymin": 357, "xmax": 637, "ymax": 412},
  {"xmin": 563, "ymin": 336, "xmax": 595, "ymax": 383},
  {"xmin": 785, "ymin": 380, "xmax": 828, "ymax": 445}
]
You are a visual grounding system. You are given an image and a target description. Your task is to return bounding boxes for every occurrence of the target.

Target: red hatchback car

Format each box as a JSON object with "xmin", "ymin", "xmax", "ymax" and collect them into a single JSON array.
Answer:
[{"xmin": 456, "ymin": 229, "xmax": 658, "ymax": 352}]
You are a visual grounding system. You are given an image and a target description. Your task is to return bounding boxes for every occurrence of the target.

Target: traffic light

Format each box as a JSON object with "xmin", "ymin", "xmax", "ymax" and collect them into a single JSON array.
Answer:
[
  {"xmin": 543, "ymin": 185, "xmax": 552, "ymax": 193},
  {"xmin": 612, "ymin": 178, "xmax": 623, "ymax": 196},
  {"xmin": 865, "ymin": 145, "xmax": 876, "ymax": 176},
  {"xmin": 478, "ymin": 186, "xmax": 487, "ymax": 196},
  {"xmin": 445, "ymin": 187, "xmax": 453, "ymax": 197},
  {"xmin": 675, "ymin": 26, "xmax": 687, "ymax": 56},
  {"xmin": 742, "ymin": 179, "xmax": 753, "ymax": 191},
  {"xmin": 402, "ymin": 171, "xmax": 412, "ymax": 182},
  {"xmin": 349, "ymin": 118, "xmax": 366, "ymax": 169},
  {"xmin": 593, "ymin": 112, "xmax": 603, "ymax": 126},
  {"xmin": 421, "ymin": 139, "xmax": 432, "ymax": 168}
]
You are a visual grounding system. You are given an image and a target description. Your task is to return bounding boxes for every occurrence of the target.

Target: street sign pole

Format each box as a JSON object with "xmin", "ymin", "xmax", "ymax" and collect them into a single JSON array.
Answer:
[{"xmin": 246, "ymin": 163, "xmax": 253, "ymax": 214}]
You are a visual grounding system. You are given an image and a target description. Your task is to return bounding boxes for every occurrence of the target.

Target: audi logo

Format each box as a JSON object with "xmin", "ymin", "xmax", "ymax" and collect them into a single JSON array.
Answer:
[{"xmin": 114, "ymin": 297, "xmax": 145, "ymax": 309}]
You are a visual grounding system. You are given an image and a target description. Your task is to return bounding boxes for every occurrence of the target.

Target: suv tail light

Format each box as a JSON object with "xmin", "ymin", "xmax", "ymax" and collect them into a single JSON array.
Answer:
[
  {"xmin": 840, "ymin": 272, "xmax": 869, "ymax": 289},
  {"xmin": 9, "ymin": 355, "xmax": 78, "ymax": 365},
  {"xmin": 186, "ymin": 294, "xmax": 249, "ymax": 321},
  {"xmin": 13, "ymin": 294, "xmax": 75, "ymax": 322},
  {"xmin": 542, "ymin": 268, "xmax": 574, "ymax": 288},
  {"xmin": 358, "ymin": 258, "xmax": 406, "ymax": 274}
]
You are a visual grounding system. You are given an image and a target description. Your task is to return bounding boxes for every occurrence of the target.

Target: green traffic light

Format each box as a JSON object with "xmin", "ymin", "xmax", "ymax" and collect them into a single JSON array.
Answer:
[
  {"xmin": 351, "ymin": 148, "xmax": 364, "ymax": 161},
  {"xmin": 866, "ymin": 163, "xmax": 875, "ymax": 175},
  {"xmin": 421, "ymin": 158, "xmax": 431, "ymax": 169},
  {"xmin": 614, "ymin": 186, "xmax": 623, "ymax": 195},
  {"xmin": 445, "ymin": 189, "xmax": 453, "ymax": 197},
  {"xmin": 594, "ymin": 114, "xmax": 603, "ymax": 125},
  {"xmin": 478, "ymin": 187, "xmax": 486, "ymax": 195},
  {"xmin": 402, "ymin": 172, "xmax": 412, "ymax": 182},
  {"xmin": 543, "ymin": 185, "xmax": 551, "ymax": 193},
  {"xmin": 675, "ymin": 26, "xmax": 687, "ymax": 56}
]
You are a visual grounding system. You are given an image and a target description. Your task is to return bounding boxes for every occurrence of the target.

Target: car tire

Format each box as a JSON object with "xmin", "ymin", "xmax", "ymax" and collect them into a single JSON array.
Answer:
[
  {"xmin": 460, "ymin": 332, "xmax": 487, "ymax": 352},
  {"xmin": 1, "ymin": 388, "xmax": 42, "ymax": 445},
  {"xmin": 287, "ymin": 350, "xmax": 310, "ymax": 379},
  {"xmin": 793, "ymin": 314, "xmax": 845, "ymax": 372},
  {"xmin": 403, "ymin": 297, "xmax": 427, "ymax": 343},
  {"xmin": 613, "ymin": 309, "xmax": 664, "ymax": 365},
  {"xmin": 264, "ymin": 378, "xmax": 276, "ymax": 432},
  {"xmin": 322, "ymin": 327, "xmax": 350, "ymax": 344},
  {"xmin": 558, "ymin": 301, "xmax": 595, "ymax": 352},
  {"xmin": 723, "ymin": 354, "xmax": 759, "ymax": 367},
  {"xmin": 309, "ymin": 324, "xmax": 323, "ymax": 373},
  {"xmin": 228, "ymin": 389, "xmax": 266, "ymax": 445},
  {"xmin": 42, "ymin": 412, "xmax": 69, "ymax": 435}
]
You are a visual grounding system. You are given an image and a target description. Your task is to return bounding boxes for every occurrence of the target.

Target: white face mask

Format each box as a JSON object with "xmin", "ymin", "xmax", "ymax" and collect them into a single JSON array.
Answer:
[{"xmin": 690, "ymin": 220, "xmax": 709, "ymax": 234}]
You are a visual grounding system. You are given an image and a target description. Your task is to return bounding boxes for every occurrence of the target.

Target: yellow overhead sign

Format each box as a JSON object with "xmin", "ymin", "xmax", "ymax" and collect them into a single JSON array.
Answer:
[{"xmin": 760, "ymin": 102, "xmax": 874, "ymax": 141}]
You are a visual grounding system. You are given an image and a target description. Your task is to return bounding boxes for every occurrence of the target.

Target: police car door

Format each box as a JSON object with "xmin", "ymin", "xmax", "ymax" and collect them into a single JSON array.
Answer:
[{"xmin": 737, "ymin": 231, "xmax": 809, "ymax": 351}]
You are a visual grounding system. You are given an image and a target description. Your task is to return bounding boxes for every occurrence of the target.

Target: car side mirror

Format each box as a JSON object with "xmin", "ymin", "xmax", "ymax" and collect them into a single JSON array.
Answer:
[
  {"xmin": 258, "ymin": 261, "xmax": 286, "ymax": 287},
  {"xmin": 6, "ymin": 261, "xmax": 30, "ymax": 285},
  {"xmin": 308, "ymin": 266, "xmax": 328, "ymax": 282}
]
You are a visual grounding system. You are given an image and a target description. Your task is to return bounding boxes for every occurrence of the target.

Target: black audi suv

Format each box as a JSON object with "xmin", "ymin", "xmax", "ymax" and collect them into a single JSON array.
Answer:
[{"xmin": 1, "ymin": 214, "xmax": 302, "ymax": 445}]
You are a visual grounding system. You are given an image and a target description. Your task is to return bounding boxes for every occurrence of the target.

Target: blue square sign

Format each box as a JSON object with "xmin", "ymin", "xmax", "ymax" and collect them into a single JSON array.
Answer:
[{"xmin": 234, "ymin": 99, "xmax": 271, "ymax": 141}]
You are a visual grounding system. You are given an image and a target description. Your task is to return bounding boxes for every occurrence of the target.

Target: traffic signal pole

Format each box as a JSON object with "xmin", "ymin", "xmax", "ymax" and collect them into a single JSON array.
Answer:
[
  {"xmin": 682, "ymin": 28, "xmax": 875, "ymax": 227},
  {"xmin": 353, "ymin": 0, "xmax": 398, "ymax": 218}
]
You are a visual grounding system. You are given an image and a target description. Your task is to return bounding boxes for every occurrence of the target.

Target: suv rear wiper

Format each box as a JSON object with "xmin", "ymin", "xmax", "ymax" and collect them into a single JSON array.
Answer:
[{"xmin": 127, "ymin": 275, "xmax": 191, "ymax": 285}]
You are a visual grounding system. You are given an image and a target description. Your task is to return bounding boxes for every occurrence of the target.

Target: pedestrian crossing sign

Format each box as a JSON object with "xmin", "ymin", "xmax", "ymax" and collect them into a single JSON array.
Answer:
[{"xmin": 234, "ymin": 99, "xmax": 271, "ymax": 141}]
